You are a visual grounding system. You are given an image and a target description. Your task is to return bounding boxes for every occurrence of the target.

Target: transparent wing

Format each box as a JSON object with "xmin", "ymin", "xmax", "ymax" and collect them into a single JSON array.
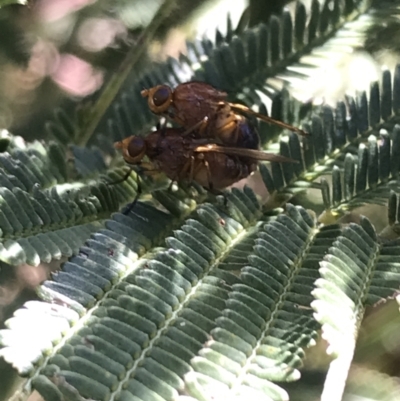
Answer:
[
  {"xmin": 194, "ymin": 144, "xmax": 298, "ymax": 163},
  {"xmin": 228, "ymin": 102, "xmax": 309, "ymax": 136}
]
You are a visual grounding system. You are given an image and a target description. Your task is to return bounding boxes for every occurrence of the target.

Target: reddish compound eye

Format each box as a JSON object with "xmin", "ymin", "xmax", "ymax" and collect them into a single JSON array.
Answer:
[
  {"xmin": 144, "ymin": 85, "xmax": 172, "ymax": 113},
  {"xmin": 114, "ymin": 135, "xmax": 146, "ymax": 164},
  {"xmin": 127, "ymin": 137, "xmax": 145, "ymax": 158},
  {"xmin": 153, "ymin": 86, "xmax": 171, "ymax": 107}
]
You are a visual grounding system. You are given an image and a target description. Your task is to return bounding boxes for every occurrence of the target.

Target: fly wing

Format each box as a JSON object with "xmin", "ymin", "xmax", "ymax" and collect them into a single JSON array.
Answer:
[
  {"xmin": 174, "ymin": 81, "xmax": 228, "ymax": 103},
  {"xmin": 172, "ymin": 82, "xmax": 227, "ymax": 126},
  {"xmin": 194, "ymin": 144, "xmax": 299, "ymax": 163},
  {"xmin": 228, "ymin": 102, "xmax": 309, "ymax": 137}
]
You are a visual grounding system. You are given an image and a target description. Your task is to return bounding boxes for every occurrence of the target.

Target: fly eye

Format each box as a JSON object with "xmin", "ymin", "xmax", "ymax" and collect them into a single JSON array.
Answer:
[
  {"xmin": 127, "ymin": 136, "xmax": 146, "ymax": 158},
  {"xmin": 153, "ymin": 86, "xmax": 171, "ymax": 106},
  {"xmin": 148, "ymin": 85, "xmax": 172, "ymax": 113}
]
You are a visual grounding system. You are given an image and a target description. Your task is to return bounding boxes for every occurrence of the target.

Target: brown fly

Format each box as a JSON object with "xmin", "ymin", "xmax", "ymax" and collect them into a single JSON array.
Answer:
[
  {"xmin": 114, "ymin": 126, "xmax": 297, "ymax": 211},
  {"xmin": 141, "ymin": 81, "xmax": 308, "ymax": 150}
]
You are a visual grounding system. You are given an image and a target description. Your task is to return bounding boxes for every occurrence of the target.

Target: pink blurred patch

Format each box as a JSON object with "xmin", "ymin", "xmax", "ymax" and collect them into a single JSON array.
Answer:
[
  {"xmin": 15, "ymin": 263, "xmax": 49, "ymax": 288},
  {"xmin": 51, "ymin": 54, "xmax": 104, "ymax": 97},
  {"xmin": 29, "ymin": 39, "xmax": 60, "ymax": 78},
  {"xmin": 231, "ymin": 170, "xmax": 270, "ymax": 202},
  {"xmin": 78, "ymin": 18, "xmax": 128, "ymax": 52},
  {"xmin": 36, "ymin": 0, "xmax": 96, "ymax": 22},
  {"xmin": 3, "ymin": 40, "xmax": 59, "ymax": 105},
  {"xmin": 0, "ymin": 263, "xmax": 49, "ymax": 321}
]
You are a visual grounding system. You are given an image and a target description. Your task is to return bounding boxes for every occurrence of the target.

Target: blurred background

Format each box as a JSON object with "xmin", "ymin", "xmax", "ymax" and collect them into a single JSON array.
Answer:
[{"xmin": 0, "ymin": 0, "xmax": 259, "ymax": 138}]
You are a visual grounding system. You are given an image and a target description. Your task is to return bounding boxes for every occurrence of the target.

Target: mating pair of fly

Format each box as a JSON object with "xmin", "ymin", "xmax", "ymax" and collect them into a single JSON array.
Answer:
[{"xmin": 114, "ymin": 81, "xmax": 308, "ymax": 203}]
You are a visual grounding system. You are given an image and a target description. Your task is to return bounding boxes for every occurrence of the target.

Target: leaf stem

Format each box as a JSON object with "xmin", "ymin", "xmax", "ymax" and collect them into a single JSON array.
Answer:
[{"xmin": 321, "ymin": 341, "xmax": 356, "ymax": 401}]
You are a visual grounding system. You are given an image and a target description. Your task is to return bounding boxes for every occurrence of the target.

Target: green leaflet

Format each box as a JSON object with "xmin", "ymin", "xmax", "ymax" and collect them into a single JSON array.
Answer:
[
  {"xmin": 313, "ymin": 217, "xmax": 400, "ymax": 400},
  {"xmin": 0, "ymin": 178, "xmax": 137, "ymax": 265},
  {"xmin": 320, "ymin": 129, "xmax": 400, "ymax": 223}
]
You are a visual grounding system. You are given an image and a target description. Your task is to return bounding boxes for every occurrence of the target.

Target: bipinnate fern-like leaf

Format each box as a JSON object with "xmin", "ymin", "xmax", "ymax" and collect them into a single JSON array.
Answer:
[
  {"xmin": 3, "ymin": 172, "xmax": 398, "ymax": 401},
  {"xmin": 182, "ymin": 205, "xmax": 342, "ymax": 401},
  {"xmin": 0, "ymin": 130, "xmax": 145, "ymax": 266},
  {"xmin": 312, "ymin": 216, "xmax": 400, "ymax": 401},
  {"xmin": 0, "ymin": 199, "xmax": 180, "ymax": 374},
  {"xmin": 319, "ymin": 127, "xmax": 400, "ymax": 222},
  {"xmin": 260, "ymin": 66, "xmax": 400, "ymax": 203},
  {"xmin": 46, "ymin": 109, "xmax": 111, "ymax": 177},
  {"xmin": 3, "ymin": 198, "xmax": 336, "ymax": 401},
  {"xmin": 0, "ymin": 134, "xmax": 68, "ymax": 188},
  {"xmin": 188, "ymin": 0, "xmax": 372, "ymax": 93},
  {"xmin": 45, "ymin": 108, "xmax": 79, "ymax": 147},
  {"xmin": 13, "ymin": 189, "xmax": 261, "ymax": 399},
  {"xmin": 385, "ymin": 190, "xmax": 400, "ymax": 238},
  {"xmin": 0, "ymin": 175, "xmax": 139, "ymax": 266}
]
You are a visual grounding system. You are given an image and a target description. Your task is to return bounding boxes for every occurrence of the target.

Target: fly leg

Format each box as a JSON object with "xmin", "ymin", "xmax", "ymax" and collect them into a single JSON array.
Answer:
[
  {"xmin": 122, "ymin": 173, "xmax": 142, "ymax": 215},
  {"xmin": 108, "ymin": 160, "xmax": 156, "ymax": 187},
  {"xmin": 183, "ymin": 155, "xmax": 199, "ymax": 196},
  {"xmin": 181, "ymin": 117, "xmax": 209, "ymax": 137},
  {"xmin": 167, "ymin": 178, "xmax": 175, "ymax": 192},
  {"xmin": 188, "ymin": 155, "xmax": 195, "ymax": 184},
  {"xmin": 200, "ymin": 155, "xmax": 228, "ymax": 206},
  {"xmin": 158, "ymin": 119, "xmax": 168, "ymax": 138},
  {"xmin": 166, "ymin": 158, "xmax": 193, "ymax": 192},
  {"xmin": 201, "ymin": 156, "xmax": 212, "ymax": 191},
  {"xmin": 166, "ymin": 112, "xmax": 185, "ymax": 126},
  {"xmin": 122, "ymin": 164, "xmax": 159, "ymax": 215},
  {"xmin": 107, "ymin": 168, "xmax": 133, "ymax": 186}
]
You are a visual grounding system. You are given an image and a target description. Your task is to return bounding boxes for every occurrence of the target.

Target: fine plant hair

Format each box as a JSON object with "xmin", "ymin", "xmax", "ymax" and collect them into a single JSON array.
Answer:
[{"xmin": 2, "ymin": 1, "xmax": 400, "ymax": 401}]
